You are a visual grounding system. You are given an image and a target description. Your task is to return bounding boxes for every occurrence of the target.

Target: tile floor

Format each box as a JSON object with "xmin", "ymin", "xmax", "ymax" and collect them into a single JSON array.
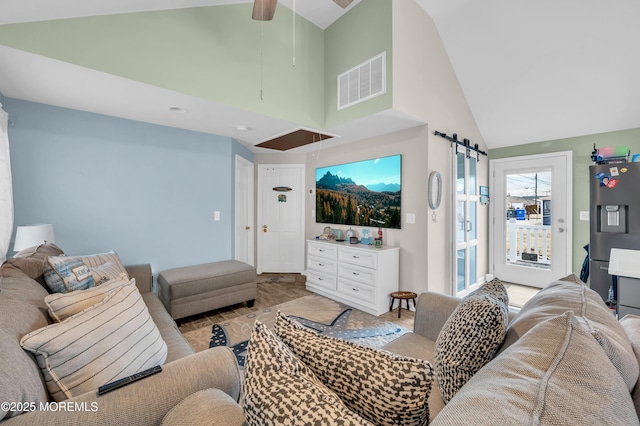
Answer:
[
  {"xmin": 504, "ymin": 282, "xmax": 540, "ymax": 309},
  {"xmin": 177, "ymin": 275, "xmax": 539, "ymax": 336},
  {"xmin": 178, "ymin": 273, "xmax": 414, "ymax": 334}
]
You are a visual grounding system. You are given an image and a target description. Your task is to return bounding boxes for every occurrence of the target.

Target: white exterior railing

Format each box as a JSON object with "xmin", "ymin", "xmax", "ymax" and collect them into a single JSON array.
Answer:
[{"xmin": 507, "ymin": 220, "xmax": 551, "ymax": 265}]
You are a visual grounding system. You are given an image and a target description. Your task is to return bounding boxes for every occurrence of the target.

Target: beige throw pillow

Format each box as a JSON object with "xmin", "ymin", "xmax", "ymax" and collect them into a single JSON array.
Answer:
[
  {"xmin": 45, "ymin": 277, "xmax": 133, "ymax": 322},
  {"xmin": 77, "ymin": 250, "xmax": 129, "ymax": 279},
  {"xmin": 431, "ymin": 312, "xmax": 638, "ymax": 425},
  {"xmin": 502, "ymin": 276, "xmax": 638, "ymax": 390},
  {"xmin": 21, "ymin": 283, "xmax": 167, "ymax": 401}
]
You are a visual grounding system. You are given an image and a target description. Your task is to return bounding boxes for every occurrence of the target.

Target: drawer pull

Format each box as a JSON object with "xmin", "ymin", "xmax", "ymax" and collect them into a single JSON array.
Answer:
[
  {"xmin": 318, "ymin": 277, "xmax": 324, "ymax": 281},
  {"xmin": 352, "ymin": 288, "xmax": 359, "ymax": 292},
  {"xmin": 319, "ymin": 263, "xmax": 325, "ymax": 267},
  {"xmin": 353, "ymin": 255, "xmax": 360, "ymax": 259},
  {"xmin": 319, "ymin": 249, "xmax": 325, "ymax": 252},
  {"xmin": 352, "ymin": 272, "xmax": 360, "ymax": 276}
]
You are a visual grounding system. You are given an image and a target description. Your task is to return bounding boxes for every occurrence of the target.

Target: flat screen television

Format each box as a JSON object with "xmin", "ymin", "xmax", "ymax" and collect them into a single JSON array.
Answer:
[{"xmin": 315, "ymin": 154, "xmax": 401, "ymax": 229}]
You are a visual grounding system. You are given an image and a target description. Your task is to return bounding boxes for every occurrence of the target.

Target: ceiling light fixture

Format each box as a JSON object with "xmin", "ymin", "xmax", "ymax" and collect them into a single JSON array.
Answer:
[{"xmin": 236, "ymin": 125, "xmax": 250, "ymax": 132}]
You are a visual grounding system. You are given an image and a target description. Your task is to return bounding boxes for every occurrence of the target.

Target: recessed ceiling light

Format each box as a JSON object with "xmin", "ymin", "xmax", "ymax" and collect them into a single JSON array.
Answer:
[
  {"xmin": 169, "ymin": 106, "xmax": 187, "ymax": 114},
  {"xmin": 236, "ymin": 125, "xmax": 250, "ymax": 132}
]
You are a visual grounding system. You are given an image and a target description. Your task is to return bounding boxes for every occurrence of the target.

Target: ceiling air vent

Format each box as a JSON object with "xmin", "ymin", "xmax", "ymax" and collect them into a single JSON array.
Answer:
[{"xmin": 337, "ymin": 51, "xmax": 386, "ymax": 110}]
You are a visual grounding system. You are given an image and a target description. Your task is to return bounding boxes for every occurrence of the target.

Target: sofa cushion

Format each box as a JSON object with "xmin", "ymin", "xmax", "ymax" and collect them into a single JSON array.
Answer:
[
  {"xmin": 0, "ymin": 266, "xmax": 52, "ymax": 420},
  {"xmin": 43, "ymin": 255, "xmax": 95, "ymax": 293},
  {"xmin": 7, "ymin": 242, "xmax": 63, "ymax": 278},
  {"xmin": 161, "ymin": 388, "xmax": 247, "ymax": 426},
  {"xmin": 5, "ymin": 242, "xmax": 65, "ymax": 291},
  {"xmin": 241, "ymin": 320, "xmax": 372, "ymax": 426},
  {"xmin": 431, "ymin": 312, "xmax": 639, "ymax": 426},
  {"xmin": 20, "ymin": 282, "xmax": 167, "ymax": 401},
  {"xmin": 501, "ymin": 275, "xmax": 638, "ymax": 391},
  {"xmin": 45, "ymin": 277, "xmax": 132, "ymax": 322},
  {"xmin": 619, "ymin": 314, "xmax": 640, "ymax": 415},
  {"xmin": 13, "ymin": 242, "xmax": 64, "ymax": 259},
  {"xmin": 434, "ymin": 279, "xmax": 509, "ymax": 403},
  {"xmin": 274, "ymin": 312, "xmax": 433, "ymax": 426}
]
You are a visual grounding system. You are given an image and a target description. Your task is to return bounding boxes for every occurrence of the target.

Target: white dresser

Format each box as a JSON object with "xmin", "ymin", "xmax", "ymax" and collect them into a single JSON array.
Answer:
[{"xmin": 306, "ymin": 240, "xmax": 399, "ymax": 316}]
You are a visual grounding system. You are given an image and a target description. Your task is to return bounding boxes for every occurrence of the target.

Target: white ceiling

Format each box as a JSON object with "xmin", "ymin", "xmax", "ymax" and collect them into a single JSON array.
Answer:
[
  {"xmin": 416, "ymin": 0, "xmax": 640, "ymax": 148},
  {"xmin": 0, "ymin": 0, "xmax": 638, "ymax": 151}
]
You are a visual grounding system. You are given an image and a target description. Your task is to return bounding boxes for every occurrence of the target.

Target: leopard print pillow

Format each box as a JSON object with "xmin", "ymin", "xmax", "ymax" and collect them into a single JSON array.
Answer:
[
  {"xmin": 434, "ymin": 279, "xmax": 509, "ymax": 403},
  {"xmin": 241, "ymin": 320, "xmax": 372, "ymax": 426},
  {"xmin": 274, "ymin": 312, "xmax": 433, "ymax": 426}
]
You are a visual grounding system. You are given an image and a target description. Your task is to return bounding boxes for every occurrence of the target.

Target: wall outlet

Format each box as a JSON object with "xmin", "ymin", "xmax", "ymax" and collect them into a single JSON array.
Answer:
[
  {"xmin": 214, "ymin": 211, "xmax": 221, "ymax": 221},
  {"xmin": 579, "ymin": 211, "xmax": 589, "ymax": 221}
]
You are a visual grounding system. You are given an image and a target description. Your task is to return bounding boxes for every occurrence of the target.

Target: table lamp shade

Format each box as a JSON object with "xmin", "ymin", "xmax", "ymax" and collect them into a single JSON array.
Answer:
[{"xmin": 13, "ymin": 224, "xmax": 55, "ymax": 252}]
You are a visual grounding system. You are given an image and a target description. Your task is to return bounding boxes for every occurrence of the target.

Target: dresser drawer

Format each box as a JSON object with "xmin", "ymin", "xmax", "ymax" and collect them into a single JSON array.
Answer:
[
  {"xmin": 308, "ymin": 255, "xmax": 337, "ymax": 275},
  {"xmin": 338, "ymin": 247, "xmax": 377, "ymax": 269},
  {"xmin": 306, "ymin": 269, "xmax": 336, "ymax": 291},
  {"xmin": 338, "ymin": 277, "xmax": 375, "ymax": 304},
  {"xmin": 338, "ymin": 263, "xmax": 376, "ymax": 286},
  {"xmin": 308, "ymin": 242, "xmax": 338, "ymax": 260}
]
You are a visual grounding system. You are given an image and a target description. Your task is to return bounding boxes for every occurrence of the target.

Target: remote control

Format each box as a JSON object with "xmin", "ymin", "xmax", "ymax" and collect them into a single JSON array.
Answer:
[{"xmin": 98, "ymin": 365, "xmax": 162, "ymax": 396}]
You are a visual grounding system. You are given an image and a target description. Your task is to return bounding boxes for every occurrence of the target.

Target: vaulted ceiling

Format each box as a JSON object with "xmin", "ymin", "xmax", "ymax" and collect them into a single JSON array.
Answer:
[{"xmin": 0, "ymin": 0, "xmax": 638, "ymax": 151}]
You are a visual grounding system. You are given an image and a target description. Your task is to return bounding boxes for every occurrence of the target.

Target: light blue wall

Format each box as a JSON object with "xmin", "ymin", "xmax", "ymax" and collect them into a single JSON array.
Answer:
[{"xmin": 6, "ymin": 98, "xmax": 253, "ymax": 277}]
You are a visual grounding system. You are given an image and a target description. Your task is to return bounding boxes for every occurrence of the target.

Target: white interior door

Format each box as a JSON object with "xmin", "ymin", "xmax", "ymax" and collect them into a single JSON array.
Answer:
[
  {"xmin": 257, "ymin": 164, "xmax": 305, "ymax": 274},
  {"xmin": 490, "ymin": 152, "xmax": 572, "ymax": 287},
  {"xmin": 235, "ymin": 155, "xmax": 254, "ymax": 266}
]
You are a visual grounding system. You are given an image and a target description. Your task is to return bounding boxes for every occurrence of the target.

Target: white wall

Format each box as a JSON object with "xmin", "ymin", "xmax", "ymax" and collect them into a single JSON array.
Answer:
[{"xmin": 392, "ymin": 1, "xmax": 489, "ymax": 295}]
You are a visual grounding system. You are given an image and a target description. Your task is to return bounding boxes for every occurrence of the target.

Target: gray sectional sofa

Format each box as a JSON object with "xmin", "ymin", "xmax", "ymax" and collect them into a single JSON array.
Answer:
[
  {"xmin": 3, "ymin": 242, "xmax": 640, "ymax": 425},
  {"xmin": 0, "ymin": 244, "xmax": 244, "ymax": 426},
  {"xmin": 384, "ymin": 275, "xmax": 640, "ymax": 424}
]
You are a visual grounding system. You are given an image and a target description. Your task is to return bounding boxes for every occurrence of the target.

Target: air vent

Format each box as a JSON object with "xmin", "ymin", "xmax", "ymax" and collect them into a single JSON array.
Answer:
[{"xmin": 337, "ymin": 52, "xmax": 386, "ymax": 110}]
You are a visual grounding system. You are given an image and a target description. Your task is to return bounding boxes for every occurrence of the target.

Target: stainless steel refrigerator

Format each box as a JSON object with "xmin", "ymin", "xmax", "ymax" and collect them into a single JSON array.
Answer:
[{"xmin": 589, "ymin": 162, "xmax": 640, "ymax": 302}]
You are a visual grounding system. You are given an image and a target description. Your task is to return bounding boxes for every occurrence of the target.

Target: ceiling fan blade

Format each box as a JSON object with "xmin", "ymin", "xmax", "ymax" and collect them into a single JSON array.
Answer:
[
  {"xmin": 252, "ymin": 0, "xmax": 277, "ymax": 21},
  {"xmin": 333, "ymin": 0, "xmax": 353, "ymax": 8}
]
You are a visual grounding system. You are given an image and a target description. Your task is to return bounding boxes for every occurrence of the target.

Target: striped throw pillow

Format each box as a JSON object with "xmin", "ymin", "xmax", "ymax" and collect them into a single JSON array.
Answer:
[
  {"xmin": 45, "ymin": 277, "xmax": 133, "ymax": 322},
  {"xmin": 21, "ymin": 282, "xmax": 167, "ymax": 401},
  {"xmin": 77, "ymin": 251, "xmax": 129, "ymax": 280},
  {"xmin": 89, "ymin": 261, "xmax": 127, "ymax": 285}
]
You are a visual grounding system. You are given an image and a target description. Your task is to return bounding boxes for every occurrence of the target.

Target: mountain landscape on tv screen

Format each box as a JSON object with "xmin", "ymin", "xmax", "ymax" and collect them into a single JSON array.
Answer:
[{"xmin": 316, "ymin": 171, "xmax": 401, "ymax": 229}]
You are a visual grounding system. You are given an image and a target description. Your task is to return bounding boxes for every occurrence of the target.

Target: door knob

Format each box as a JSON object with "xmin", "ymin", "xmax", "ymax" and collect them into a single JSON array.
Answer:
[
  {"xmin": 245, "ymin": 226, "xmax": 251, "ymax": 230},
  {"xmin": 558, "ymin": 228, "xmax": 565, "ymax": 233},
  {"xmin": 263, "ymin": 225, "xmax": 268, "ymax": 233}
]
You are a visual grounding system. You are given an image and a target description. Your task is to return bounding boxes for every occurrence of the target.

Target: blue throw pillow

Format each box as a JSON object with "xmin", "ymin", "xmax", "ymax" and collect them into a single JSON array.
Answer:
[{"xmin": 43, "ymin": 256, "xmax": 94, "ymax": 293}]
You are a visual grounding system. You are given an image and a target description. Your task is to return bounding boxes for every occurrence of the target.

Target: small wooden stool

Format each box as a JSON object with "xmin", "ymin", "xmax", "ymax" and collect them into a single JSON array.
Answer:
[{"xmin": 389, "ymin": 291, "xmax": 418, "ymax": 318}]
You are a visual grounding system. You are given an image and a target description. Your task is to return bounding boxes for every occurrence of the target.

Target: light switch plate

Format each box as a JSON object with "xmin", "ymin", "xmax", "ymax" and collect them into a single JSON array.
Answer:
[
  {"xmin": 214, "ymin": 211, "xmax": 221, "ymax": 221},
  {"xmin": 406, "ymin": 213, "xmax": 416, "ymax": 224},
  {"xmin": 580, "ymin": 211, "xmax": 589, "ymax": 221}
]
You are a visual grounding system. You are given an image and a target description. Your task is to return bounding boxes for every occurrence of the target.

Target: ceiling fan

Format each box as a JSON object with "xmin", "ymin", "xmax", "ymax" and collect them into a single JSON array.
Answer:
[{"xmin": 252, "ymin": 0, "xmax": 354, "ymax": 21}]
